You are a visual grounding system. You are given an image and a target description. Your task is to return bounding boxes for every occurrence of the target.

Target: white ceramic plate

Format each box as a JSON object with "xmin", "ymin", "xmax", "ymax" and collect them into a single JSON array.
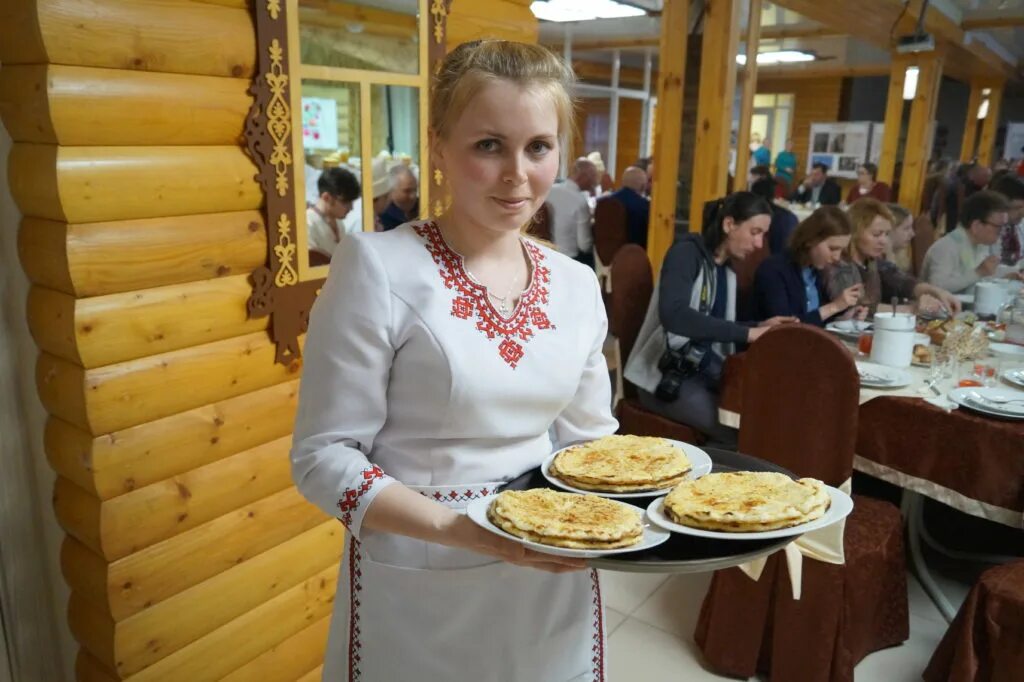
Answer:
[
  {"xmin": 948, "ymin": 386, "xmax": 1024, "ymax": 419},
  {"xmin": 465, "ymin": 495, "xmax": 670, "ymax": 558},
  {"xmin": 645, "ymin": 485, "xmax": 854, "ymax": 541},
  {"xmin": 989, "ymin": 342, "xmax": 1024, "ymax": 360},
  {"xmin": 825, "ymin": 321, "xmax": 871, "ymax": 340},
  {"xmin": 541, "ymin": 439, "xmax": 713, "ymax": 499},
  {"xmin": 1002, "ymin": 367, "xmax": 1024, "ymax": 390},
  {"xmin": 855, "ymin": 361, "xmax": 912, "ymax": 389},
  {"xmin": 956, "ymin": 293, "xmax": 975, "ymax": 306}
]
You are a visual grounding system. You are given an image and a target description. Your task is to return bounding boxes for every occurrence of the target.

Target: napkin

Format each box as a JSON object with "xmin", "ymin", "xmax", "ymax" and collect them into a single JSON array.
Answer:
[{"xmin": 737, "ymin": 478, "xmax": 850, "ymax": 600}]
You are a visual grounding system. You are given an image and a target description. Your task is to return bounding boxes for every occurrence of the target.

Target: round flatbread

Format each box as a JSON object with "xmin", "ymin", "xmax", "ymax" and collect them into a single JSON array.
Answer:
[
  {"xmin": 550, "ymin": 435, "xmax": 692, "ymax": 491},
  {"xmin": 488, "ymin": 489, "xmax": 642, "ymax": 547},
  {"xmin": 663, "ymin": 471, "xmax": 830, "ymax": 532}
]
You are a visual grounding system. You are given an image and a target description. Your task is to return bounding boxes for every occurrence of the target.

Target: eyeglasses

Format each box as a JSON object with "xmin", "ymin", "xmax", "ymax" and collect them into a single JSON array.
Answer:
[{"xmin": 983, "ymin": 221, "xmax": 1009, "ymax": 230}]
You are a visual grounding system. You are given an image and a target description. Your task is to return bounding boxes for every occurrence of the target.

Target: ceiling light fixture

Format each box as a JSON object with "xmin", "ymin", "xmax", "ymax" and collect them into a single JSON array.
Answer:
[
  {"xmin": 530, "ymin": 0, "xmax": 646, "ymax": 22},
  {"xmin": 735, "ymin": 50, "xmax": 816, "ymax": 66},
  {"xmin": 903, "ymin": 66, "xmax": 919, "ymax": 100},
  {"xmin": 978, "ymin": 98, "xmax": 990, "ymax": 120}
]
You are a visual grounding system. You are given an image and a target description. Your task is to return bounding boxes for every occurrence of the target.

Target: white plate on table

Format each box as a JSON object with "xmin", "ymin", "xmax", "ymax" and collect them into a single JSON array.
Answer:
[
  {"xmin": 1002, "ymin": 367, "xmax": 1024, "ymax": 390},
  {"xmin": 989, "ymin": 342, "xmax": 1024, "ymax": 360},
  {"xmin": 465, "ymin": 496, "xmax": 670, "ymax": 558},
  {"xmin": 825, "ymin": 320, "xmax": 871, "ymax": 340},
  {"xmin": 645, "ymin": 486, "xmax": 854, "ymax": 540},
  {"xmin": 948, "ymin": 386, "xmax": 1024, "ymax": 419},
  {"xmin": 541, "ymin": 439, "xmax": 713, "ymax": 499},
  {"xmin": 855, "ymin": 361, "xmax": 912, "ymax": 389}
]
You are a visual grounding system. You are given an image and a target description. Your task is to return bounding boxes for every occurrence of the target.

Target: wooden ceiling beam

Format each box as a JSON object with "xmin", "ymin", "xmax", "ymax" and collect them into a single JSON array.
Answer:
[
  {"xmin": 961, "ymin": 11, "xmax": 1024, "ymax": 31},
  {"xmin": 542, "ymin": 37, "xmax": 660, "ymax": 52}
]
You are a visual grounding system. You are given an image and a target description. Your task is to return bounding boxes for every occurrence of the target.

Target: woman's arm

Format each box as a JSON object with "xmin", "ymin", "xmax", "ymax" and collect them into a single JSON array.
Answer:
[{"xmin": 658, "ymin": 241, "xmax": 750, "ymax": 344}]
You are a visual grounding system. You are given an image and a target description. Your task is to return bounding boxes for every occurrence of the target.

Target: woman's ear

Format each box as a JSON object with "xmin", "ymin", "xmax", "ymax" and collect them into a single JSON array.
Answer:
[{"xmin": 722, "ymin": 216, "xmax": 734, "ymax": 235}]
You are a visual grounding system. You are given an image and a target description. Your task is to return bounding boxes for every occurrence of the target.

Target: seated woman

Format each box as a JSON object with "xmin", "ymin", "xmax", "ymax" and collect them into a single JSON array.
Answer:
[
  {"xmin": 826, "ymin": 198, "xmax": 960, "ymax": 314},
  {"xmin": 624, "ymin": 192, "xmax": 795, "ymax": 447},
  {"xmin": 753, "ymin": 206, "xmax": 864, "ymax": 325},
  {"xmin": 846, "ymin": 163, "xmax": 891, "ymax": 205},
  {"xmin": 885, "ymin": 203, "xmax": 915, "ymax": 273}
]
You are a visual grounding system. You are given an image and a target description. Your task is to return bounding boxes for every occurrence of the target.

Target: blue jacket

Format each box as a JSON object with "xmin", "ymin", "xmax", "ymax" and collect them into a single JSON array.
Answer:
[
  {"xmin": 753, "ymin": 250, "xmax": 833, "ymax": 326},
  {"xmin": 610, "ymin": 187, "xmax": 650, "ymax": 249}
]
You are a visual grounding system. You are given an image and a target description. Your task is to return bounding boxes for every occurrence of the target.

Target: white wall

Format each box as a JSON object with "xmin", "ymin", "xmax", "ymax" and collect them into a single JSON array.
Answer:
[{"xmin": 0, "ymin": 122, "xmax": 75, "ymax": 680}]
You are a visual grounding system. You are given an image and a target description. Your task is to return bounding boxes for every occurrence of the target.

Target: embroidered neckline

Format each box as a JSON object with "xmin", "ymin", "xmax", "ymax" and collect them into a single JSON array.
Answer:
[{"xmin": 414, "ymin": 221, "xmax": 555, "ymax": 369}]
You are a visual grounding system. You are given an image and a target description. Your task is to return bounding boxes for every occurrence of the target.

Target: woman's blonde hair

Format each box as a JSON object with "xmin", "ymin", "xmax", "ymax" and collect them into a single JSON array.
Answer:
[
  {"xmin": 430, "ymin": 40, "xmax": 577, "ymax": 154},
  {"xmin": 846, "ymin": 198, "xmax": 894, "ymax": 257}
]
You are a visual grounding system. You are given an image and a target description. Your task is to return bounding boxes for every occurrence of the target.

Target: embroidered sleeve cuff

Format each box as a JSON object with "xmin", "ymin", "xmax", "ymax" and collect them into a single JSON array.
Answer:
[{"xmin": 336, "ymin": 464, "xmax": 399, "ymax": 539}]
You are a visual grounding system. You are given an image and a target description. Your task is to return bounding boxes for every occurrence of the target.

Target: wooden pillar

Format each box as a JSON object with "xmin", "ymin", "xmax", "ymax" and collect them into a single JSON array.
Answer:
[
  {"xmin": 877, "ymin": 53, "xmax": 911, "ymax": 186},
  {"xmin": 898, "ymin": 50, "xmax": 944, "ymax": 215},
  {"xmin": 977, "ymin": 79, "xmax": 1005, "ymax": 167},
  {"xmin": 646, "ymin": 0, "xmax": 689, "ymax": 271},
  {"xmin": 689, "ymin": 0, "xmax": 741, "ymax": 232},
  {"xmin": 732, "ymin": 0, "xmax": 762, "ymax": 192},
  {"xmin": 960, "ymin": 80, "xmax": 984, "ymax": 162}
]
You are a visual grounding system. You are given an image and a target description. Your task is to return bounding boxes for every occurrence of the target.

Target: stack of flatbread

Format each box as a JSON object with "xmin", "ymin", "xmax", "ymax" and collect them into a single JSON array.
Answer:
[
  {"xmin": 549, "ymin": 435, "xmax": 692, "ymax": 493},
  {"xmin": 487, "ymin": 489, "xmax": 643, "ymax": 549},
  {"xmin": 663, "ymin": 471, "xmax": 830, "ymax": 532}
]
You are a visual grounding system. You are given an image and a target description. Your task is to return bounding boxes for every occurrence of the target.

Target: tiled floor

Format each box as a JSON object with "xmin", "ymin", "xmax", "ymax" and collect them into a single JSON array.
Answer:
[{"xmin": 600, "ymin": 567, "xmax": 962, "ymax": 681}]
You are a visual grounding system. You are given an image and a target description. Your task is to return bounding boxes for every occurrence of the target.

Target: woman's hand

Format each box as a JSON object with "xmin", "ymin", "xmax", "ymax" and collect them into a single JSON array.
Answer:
[
  {"xmin": 748, "ymin": 316, "xmax": 797, "ymax": 342},
  {"xmin": 447, "ymin": 514, "xmax": 586, "ymax": 574},
  {"xmin": 833, "ymin": 283, "xmax": 864, "ymax": 311}
]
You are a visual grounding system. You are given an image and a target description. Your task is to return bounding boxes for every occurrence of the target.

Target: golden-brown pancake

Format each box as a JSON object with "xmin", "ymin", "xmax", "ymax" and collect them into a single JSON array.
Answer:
[
  {"xmin": 488, "ymin": 489, "xmax": 643, "ymax": 548},
  {"xmin": 550, "ymin": 435, "xmax": 692, "ymax": 492},
  {"xmin": 663, "ymin": 471, "xmax": 830, "ymax": 532}
]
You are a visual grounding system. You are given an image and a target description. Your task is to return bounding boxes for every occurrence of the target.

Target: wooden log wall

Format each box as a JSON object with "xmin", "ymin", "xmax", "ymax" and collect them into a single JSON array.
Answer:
[
  {"xmin": 757, "ymin": 76, "xmax": 843, "ymax": 185},
  {"xmin": 0, "ymin": 0, "xmax": 337, "ymax": 678}
]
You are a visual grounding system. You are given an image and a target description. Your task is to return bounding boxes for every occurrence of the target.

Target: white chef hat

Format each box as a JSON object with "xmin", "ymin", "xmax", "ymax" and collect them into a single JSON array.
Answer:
[
  {"xmin": 372, "ymin": 154, "xmax": 391, "ymax": 198},
  {"xmin": 587, "ymin": 151, "xmax": 606, "ymax": 174}
]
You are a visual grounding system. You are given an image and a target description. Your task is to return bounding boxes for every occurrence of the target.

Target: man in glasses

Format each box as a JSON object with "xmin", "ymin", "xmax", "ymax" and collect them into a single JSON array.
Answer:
[{"xmin": 921, "ymin": 190, "xmax": 1022, "ymax": 294}]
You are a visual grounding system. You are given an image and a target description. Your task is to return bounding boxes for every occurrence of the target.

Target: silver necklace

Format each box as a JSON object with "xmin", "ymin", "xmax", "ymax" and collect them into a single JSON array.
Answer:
[{"xmin": 466, "ymin": 265, "xmax": 521, "ymax": 316}]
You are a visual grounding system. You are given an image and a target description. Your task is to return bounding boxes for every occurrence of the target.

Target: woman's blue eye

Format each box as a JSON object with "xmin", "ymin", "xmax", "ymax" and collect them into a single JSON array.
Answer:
[
  {"xmin": 476, "ymin": 139, "xmax": 499, "ymax": 152},
  {"xmin": 528, "ymin": 141, "xmax": 552, "ymax": 155}
]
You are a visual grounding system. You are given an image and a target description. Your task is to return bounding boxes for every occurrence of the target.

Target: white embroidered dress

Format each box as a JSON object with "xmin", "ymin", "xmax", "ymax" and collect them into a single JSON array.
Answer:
[{"xmin": 291, "ymin": 221, "xmax": 618, "ymax": 681}]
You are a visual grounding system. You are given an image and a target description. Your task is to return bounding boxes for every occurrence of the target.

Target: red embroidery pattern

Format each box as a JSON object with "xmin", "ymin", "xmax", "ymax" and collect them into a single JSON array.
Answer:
[
  {"xmin": 414, "ymin": 222, "xmax": 555, "ymax": 369},
  {"xmin": 419, "ymin": 486, "xmax": 498, "ymax": 505},
  {"xmin": 348, "ymin": 537, "xmax": 363, "ymax": 682},
  {"xmin": 337, "ymin": 465, "xmax": 386, "ymax": 529},
  {"xmin": 590, "ymin": 568, "xmax": 606, "ymax": 681}
]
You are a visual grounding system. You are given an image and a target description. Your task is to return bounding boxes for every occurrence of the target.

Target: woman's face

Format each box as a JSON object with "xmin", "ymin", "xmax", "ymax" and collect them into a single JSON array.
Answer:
[
  {"xmin": 808, "ymin": 235, "xmax": 851, "ymax": 269},
  {"xmin": 432, "ymin": 81, "xmax": 560, "ymax": 236},
  {"xmin": 856, "ymin": 166, "xmax": 873, "ymax": 188},
  {"xmin": 889, "ymin": 216, "xmax": 915, "ymax": 250},
  {"xmin": 855, "ymin": 215, "xmax": 891, "ymax": 260},
  {"xmin": 723, "ymin": 214, "xmax": 770, "ymax": 260}
]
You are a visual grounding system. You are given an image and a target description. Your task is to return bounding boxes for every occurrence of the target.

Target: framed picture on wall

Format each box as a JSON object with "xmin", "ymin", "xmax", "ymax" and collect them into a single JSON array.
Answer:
[{"xmin": 807, "ymin": 122, "xmax": 872, "ymax": 179}]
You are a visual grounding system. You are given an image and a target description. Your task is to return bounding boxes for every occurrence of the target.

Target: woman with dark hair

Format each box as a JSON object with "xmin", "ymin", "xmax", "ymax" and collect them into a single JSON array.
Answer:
[
  {"xmin": 753, "ymin": 207, "xmax": 864, "ymax": 325},
  {"xmin": 846, "ymin": 162, "xmax": 891, "ymax": 204},
  {"xmin": 624, "ymin": 192, "xmax": 796, "ymax": 445}
]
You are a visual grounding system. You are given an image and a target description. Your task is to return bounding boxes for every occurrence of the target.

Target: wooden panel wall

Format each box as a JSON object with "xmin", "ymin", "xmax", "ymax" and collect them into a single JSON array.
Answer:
[
  {"xmin": 757, "ymin": 76, "xmax": 843, "ymax": 184},
  {"xmin": 445, "ymin": 0, "xmax": 538, "ymax": 49},
  {"xmin": 0, "ymin": 0, "xmax": 336, "ymax": 679}
]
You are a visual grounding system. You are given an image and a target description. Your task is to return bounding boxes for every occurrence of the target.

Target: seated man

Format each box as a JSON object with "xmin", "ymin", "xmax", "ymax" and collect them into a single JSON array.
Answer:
[
  {"xmin": 921, "ymin": 191, "xmax": 1019, "ymax": 294},
  {"xmin": 307, "ymin": 166, "xmax": 360, "ymax": 261},
  {"xmin": 610, "ymin": 166, "xmax": 650, "ymax": 248},
  {"xmin": 790, "ymin": 162, "xmax": 842, "ymax": 206},
  {"xmin": 379, "ymin": 164, "xmax": 419, "ymax": 231},
  {"xmin": 547, "ymin": 158, "xmax": 598, "ymax": 261}
]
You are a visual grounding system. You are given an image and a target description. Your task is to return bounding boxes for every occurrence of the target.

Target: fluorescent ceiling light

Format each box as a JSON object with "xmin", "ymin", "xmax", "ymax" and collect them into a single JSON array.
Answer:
[
  {"xmin": 530, "ymin": 0, "xmax": 646, "ymax": 22},
  {"xmin": 735, "ymin": 50, "xmax": 815, "ymax": 66},
  {"xmin": 978, "ymin": 98, "xmax": 990, "ymax": 120},
  {"xmin": 903, "ymin": 66, "xmax": 919, "ymax": 101}
]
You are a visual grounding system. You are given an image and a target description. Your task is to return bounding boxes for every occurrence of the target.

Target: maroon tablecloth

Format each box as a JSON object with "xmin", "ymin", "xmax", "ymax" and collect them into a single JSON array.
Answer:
[{"xmin": 719, "ymin": 354, "xmax": 1024, "ymax": 526}]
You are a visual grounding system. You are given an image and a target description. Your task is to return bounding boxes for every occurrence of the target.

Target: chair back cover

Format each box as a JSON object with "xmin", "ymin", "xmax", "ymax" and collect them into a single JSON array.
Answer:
[
  {"xmin": 593, "ymin": 196, "xmax": 628, "ymax": 266},
  {"xmin": 737, "ymin": 325, "xmax": 858, "ymax": 486}
]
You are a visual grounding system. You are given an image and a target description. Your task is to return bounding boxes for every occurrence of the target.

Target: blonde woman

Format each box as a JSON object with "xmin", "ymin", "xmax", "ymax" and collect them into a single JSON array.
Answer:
[
  {"xmin": 291, "ymin": 41, "xmax": 617, "ymax": 680},
  {"xmin": 826, "ymin": 198, "xmax": 959, "ymax": 314}
]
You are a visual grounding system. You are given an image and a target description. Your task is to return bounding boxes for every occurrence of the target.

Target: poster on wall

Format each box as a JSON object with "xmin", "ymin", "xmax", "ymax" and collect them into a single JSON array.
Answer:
[
  {"xmin": 1004, "ymin": 122, "xmax": 1024, "ymax": 161},
  {"xmin": 806, "ymin": 122, "xmax": 872, "ymax": 179},
  {"xmin": 301, "ymin": 97, "xmax": 338, "ymax": 151}
]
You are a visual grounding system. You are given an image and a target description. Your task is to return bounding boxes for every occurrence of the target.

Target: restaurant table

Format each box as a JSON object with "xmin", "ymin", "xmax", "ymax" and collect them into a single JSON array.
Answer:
[
  {"xmin": 506, "ymin": 448, "xmax": 796, "ymax": 574},
  {"xmin": 716, "ymin": 351, "xmax": 1024, "ymax": 620}
]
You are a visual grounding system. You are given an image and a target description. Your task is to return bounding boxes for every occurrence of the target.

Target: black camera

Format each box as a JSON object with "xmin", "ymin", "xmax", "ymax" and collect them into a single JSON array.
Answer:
[{"xmin": 654, "ymin": 343, "xmax": 704, "ymax": 402}]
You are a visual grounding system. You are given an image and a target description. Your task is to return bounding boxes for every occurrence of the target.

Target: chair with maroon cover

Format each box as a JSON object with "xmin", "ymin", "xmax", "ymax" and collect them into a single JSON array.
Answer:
[
  {"xmin": 911, "ymin": 213, "xmax": 936, "ymax": 277},
  {"xmin": 609, "ymin": 244, "xmax": 704, "ymax": 444},
  {"xmin": 694, "ymin": 324, "xmax": 908, "ymax": 682},
  {"xmin": 924, "ymin": 560, "xmax": 1024, "ymax": 682}
]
